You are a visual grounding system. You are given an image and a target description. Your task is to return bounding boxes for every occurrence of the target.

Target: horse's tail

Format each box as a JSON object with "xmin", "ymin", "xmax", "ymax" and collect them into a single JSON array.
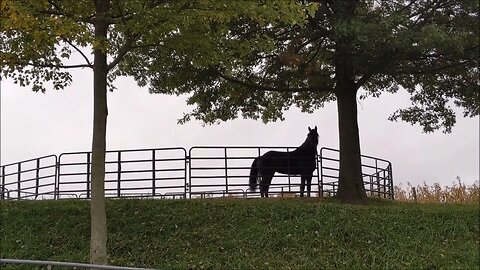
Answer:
[{"xmin": 249, "ymin": 158, "xmax": 259, "ymax": 192}]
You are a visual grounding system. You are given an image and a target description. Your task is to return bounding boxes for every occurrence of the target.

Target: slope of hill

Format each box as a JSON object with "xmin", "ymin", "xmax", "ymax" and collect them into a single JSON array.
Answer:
[{"xmin": 1, "ymin": 198, "xmax": 478, "ymax": 269}]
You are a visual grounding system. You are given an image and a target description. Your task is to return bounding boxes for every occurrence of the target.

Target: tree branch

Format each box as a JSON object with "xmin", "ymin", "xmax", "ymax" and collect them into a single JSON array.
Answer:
[
  {"xmin": 106, "ymin": 0, "xmax": 140, "ymax": 70},
  {"xmin": 355, "ymin": 72, "xmax": 374, "ymax": 89},
  {"xmin": 61, "ymin": 37, "xmax": 93, "ymax": 66},
  {"xmin": 107, "ymin": 37, "xmax": 136, "ymax": 70},
  {"xmin": 218, "ymin": 72, "xmax": 333, "ymax": 93},
  {"xmin": 396, "ymin": 61, "xmax": 470, "ymax": 76},
  {"xmin": 28, "ymin": 62, "xmax": 93, "ymax": 69}
]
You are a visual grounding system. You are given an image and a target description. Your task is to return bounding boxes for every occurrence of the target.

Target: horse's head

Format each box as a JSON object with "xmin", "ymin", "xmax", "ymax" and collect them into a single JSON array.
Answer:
[{"xmin": 307, "ymin": 126, "xmax": 319, "ymax": 146}]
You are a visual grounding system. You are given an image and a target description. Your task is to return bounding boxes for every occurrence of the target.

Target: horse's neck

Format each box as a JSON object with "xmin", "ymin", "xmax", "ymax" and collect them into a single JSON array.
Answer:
[
  {"xmin": 295, "ymin": 140, "xmax": 316, "ymax": 154},
  {"xmin": 299, "ymin": 141, "xmax": 309, "ymax": 149}
]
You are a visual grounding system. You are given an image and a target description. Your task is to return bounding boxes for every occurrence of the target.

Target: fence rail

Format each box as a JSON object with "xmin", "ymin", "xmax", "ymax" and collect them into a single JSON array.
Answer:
[
  {"xmin": 0, "ymin": 258, "xmax": 158, "ymax": 270},
  {"xmin": 0, "ymin": 146, "xmax": 394, "ymax": 200}
]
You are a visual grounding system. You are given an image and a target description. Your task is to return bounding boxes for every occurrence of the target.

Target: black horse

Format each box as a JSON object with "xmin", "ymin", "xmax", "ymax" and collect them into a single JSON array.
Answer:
[{"xmin": 249, "ymin": 126, "xmax": 319, "ymax": 197}]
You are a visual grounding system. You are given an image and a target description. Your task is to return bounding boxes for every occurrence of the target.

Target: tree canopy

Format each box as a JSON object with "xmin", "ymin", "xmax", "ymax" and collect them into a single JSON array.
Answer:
[
  {"xmin": 1, "ymin": 0, "xmax": 315, "ymax": 91},
  {"xmin": 122, "ymin": 0, "xmax": 479, "ymax": 133}
]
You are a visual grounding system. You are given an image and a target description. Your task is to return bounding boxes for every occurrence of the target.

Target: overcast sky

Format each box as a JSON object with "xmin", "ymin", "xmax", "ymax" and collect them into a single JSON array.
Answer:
[{"xmin": 1, "ymin": 68, "xmax": 479, "ymax": 188}]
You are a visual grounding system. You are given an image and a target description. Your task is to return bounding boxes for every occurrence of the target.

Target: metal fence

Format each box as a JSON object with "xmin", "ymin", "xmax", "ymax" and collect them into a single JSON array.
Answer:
[
  {"xmin": 188, "ymin": 146, "xmax": 322, "ymax": 198},
  {"xmin": 0, "ymin": 146, "xmax": 394, "ymax": 200},
  {"xmin": 319, "ymin": 147, "xmax": 394, "ymax": 199},
  {"xmin": 1, "ymin": 155, "xmax": 57, "ymax": 200},
  {"xmin": 57, "ymin": 147, "xmax": 187, "ymax": 200},
  {"xmin": 0, "ymin": 258, "xmax": 158, "ymax": 270}
]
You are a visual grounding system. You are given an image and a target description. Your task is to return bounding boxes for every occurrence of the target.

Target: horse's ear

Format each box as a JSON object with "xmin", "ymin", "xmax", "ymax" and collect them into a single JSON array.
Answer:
[
  {"xmin": 314, "ymin": 126, "xmax": 317, "ymax": 131},
  {"xmin": 308, "ymin": 126, "xmax": 312, "ymax": 131}
]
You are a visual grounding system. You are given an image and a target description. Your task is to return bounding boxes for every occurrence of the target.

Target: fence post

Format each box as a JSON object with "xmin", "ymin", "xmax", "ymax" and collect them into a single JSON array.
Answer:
[
  {"xmin": 257, "ymin": 148, "xmax": 261, "ymax": 196},
  {"xmin": 152, "ymin": 150, "xmax": 156, "ymax": 197},
  {"xmin": 369, "ymin": 175, "xmax": 378, "ymax": 196},
  {"xmin": 184, "ymin": 149, "xmax": 188, "ymax": 199},
  {"xmin": 224, "ymin": 148, "xmax": 228, "ymax": 194},
  {"xmin": 1, "ymin": 166, "xmax": 5, "ymax": 200},
  {"xmin": 318, "ymin": 149, "xmax": 323, "ymax": 198},
  {"xmin": 412, "ymin": 187, "xmax": 417, "ymax": 202},
  {"xmin": 86, "ymin": 153, "xmax": 91, "ymax": 199},
  {"xmin": 389, "ymin": 164, "xmax": 394, "ymax": 200},
  {"xmin": 55, "ymin": 157, "xmax": 59, "ymax": 200},
  {"xmin": 117, "ymin": 151, "xmax": 122, "ymax": 198},
  {"xmin": 374, "ymin": 159, "xmax": 379, "ymax": 197},
  {"xmin": 35, "ymin": 158, "xmax": 40, "ymax": 200},
  {"xmin": 376, "ymin": 172, "xmax": 381, "ymax": 197},
  {"xmin": 17, "ymin": 163, "xmax": 21, "ymax": 199},
  {"xmin": 313, "ymin": 152, "xmax": 318, "ymax": 197},
  {"xmin": 187, "ymin": 148, "xmax": 192, "ymax": 199},
  {"xmin": 287, "ymin": 148, "xmax": 292, "ymax": 192}
]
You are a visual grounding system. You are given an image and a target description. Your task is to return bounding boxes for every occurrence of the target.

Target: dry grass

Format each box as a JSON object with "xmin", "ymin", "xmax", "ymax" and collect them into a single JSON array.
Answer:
[{"xmin": 395, "ymin": 178, "xmax": 479, "ymax": 204}]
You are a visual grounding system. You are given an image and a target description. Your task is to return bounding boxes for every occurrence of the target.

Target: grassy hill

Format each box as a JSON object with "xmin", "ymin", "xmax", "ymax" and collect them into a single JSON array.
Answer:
[{"xmin": 1, "ymin": 198, "xmax": 478, "ymax": 270}]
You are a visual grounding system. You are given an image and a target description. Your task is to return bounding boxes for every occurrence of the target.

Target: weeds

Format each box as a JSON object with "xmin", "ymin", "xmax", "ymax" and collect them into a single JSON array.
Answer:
[{"xmin": 394, "ymin": 178, "xmax": 479, "ymax": 204}]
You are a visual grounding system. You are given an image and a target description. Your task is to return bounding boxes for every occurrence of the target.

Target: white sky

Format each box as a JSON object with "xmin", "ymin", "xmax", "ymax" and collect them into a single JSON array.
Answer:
[{"xmin": 1, "ymin": 69, "xmax": 479, "ymax": 188}]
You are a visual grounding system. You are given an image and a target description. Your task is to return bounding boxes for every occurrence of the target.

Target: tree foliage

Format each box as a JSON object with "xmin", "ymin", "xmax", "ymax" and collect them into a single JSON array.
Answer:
[
  {"xmin": 1, "ymin": 0, "xmax": 314, "ymax": 90},
  {"xmin": 123, "ymin": 0, "xmax": 479, "ymax": 133}
]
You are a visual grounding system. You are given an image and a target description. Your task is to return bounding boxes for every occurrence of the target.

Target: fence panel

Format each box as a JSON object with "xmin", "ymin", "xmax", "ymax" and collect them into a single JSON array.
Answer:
[
  {"xmin": 58, "ymin": 148, "xmax": 187, "ymax": 199},
  {"xmin": 0, "ymin": 155, "xmax": 57, "ymax": 200},
  {"xmin": 188, "ymin": 146, "xmax": 321, "ymax": 198},
  {"xmin": 319, "ymin": 147, "xmax": 394, "ymax": 199}
]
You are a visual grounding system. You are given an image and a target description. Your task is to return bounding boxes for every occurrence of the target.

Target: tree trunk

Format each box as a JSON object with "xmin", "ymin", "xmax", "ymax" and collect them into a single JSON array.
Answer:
[
  {"xmin": 335, "ymin": 85, "xmax": 367, "ymax": 203},
  {"xmin": 330, "ymin": 0, "xmax": 366, "ymax": 203},
  {"xmin": 90, "ymin": 0, "xmax": 110, "ymax": 265}
]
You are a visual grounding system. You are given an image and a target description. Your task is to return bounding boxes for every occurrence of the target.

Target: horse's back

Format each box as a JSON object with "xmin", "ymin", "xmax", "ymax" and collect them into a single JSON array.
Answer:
[{"xmin": 259, "ymin": 150, "xmax": 315, "ymax": 175}]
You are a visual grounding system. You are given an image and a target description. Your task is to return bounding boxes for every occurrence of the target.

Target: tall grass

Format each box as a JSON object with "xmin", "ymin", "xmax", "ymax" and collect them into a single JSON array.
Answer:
[{"xmin": 394, "ymin": 178, "xmax": 479, "ymax": 204}]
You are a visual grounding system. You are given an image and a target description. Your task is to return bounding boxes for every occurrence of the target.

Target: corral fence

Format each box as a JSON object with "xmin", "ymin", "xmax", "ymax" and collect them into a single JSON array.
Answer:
[
  {"xmin": 0, "ymin": 258, "xmax": 158, "ymax": 270},
  {"xmin": 0, "ymin": 146, "xmax": 394, "ymax": 200}
]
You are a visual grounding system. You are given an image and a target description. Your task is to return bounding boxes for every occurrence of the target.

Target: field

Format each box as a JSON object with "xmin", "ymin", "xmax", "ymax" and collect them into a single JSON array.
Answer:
[{"xmin": 1, "ymin": 197, "xmax": 478, "ymax": 270}]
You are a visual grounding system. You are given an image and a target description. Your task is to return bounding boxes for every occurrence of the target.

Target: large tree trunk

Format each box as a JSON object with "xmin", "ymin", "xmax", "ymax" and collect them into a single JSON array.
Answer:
[
  {"xmin": 90, "ymin": 0, "xmax": 110, "ymax": 265},
  {"xmin": 335, "ymin": 85, "xmax": 367, "ymax": 203},
  {"xmin": 330, "ymin": 0, "xmax": 367, "ymax": 203}
]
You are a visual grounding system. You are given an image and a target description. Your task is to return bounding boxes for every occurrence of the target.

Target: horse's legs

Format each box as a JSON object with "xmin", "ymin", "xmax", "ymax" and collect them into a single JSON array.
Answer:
[
  {"xmin": 265, "ymin": 174, "xmax": 273, "ymax": 198},
  {"xmin": 260, "ymin": 176, "xmax": 266, "ymax": 197},
  {"xmin": 300, "ymin": 175, "xmax": 313, "ymax": 197},
  {"xmin": 260, "ymin": 173, "xmax": 273, "ymax": 198},
  {"xmin": 300, "ymin": 176, "xmax": 306, "ymax": 197},
  {"xmin": 260, "ymin": 176, "xmax": 266, "ymax": 198},
  {"xmin": 306, "ymin": 175, "xmax": 312, "ymax": 197},
  {"xmin": 260, "ymin": 184, "xmax": 269, "ymax": 198}
]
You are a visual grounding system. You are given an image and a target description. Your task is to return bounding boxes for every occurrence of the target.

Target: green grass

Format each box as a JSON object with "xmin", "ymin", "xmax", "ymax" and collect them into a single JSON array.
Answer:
[{"xmin": 1, "ymin": 198, "xmax": 479, "ymax": 270}]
